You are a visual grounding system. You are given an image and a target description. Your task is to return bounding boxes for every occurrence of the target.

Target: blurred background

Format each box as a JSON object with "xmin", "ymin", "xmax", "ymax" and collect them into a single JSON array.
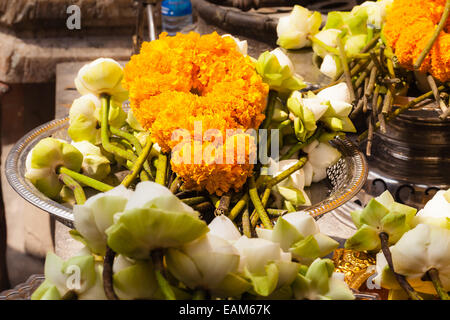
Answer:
[{"xmin": 0, "ymin": 0, "xmax": 366, "ymax": 291}]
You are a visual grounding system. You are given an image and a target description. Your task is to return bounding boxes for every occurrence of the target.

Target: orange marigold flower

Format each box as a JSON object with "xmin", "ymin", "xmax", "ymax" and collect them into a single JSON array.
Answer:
[
  {"xmin": 383, "ymin": 0, "xmax": 450, "ymax": 81},
  {"xmin": 171, "ymin": 134, "xmax": 257, "ymax": 196},
  {"xmin": 122, "ymin": 32, "xmax": 269, "ymax": 194}
]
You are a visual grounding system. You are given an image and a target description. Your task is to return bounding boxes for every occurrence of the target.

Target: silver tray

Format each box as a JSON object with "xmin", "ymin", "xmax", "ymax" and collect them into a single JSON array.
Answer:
[{"xmin": 5, "ymin": 117, "xmax": 368, "ymax": 227}]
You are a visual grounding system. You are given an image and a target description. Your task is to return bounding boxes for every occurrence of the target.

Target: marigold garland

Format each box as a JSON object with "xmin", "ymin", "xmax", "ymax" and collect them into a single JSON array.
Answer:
[
  {"xmin": 122, "ymin": 32, "xmax": 269, "ymax": 195},
  {"xmin": 383, "ymin": 0, "xmax": 450, "ymax": 82}
]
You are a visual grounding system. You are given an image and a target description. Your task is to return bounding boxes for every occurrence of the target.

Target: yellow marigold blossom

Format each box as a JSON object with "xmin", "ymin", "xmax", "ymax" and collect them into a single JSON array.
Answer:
[
  {"xmin": 122, "ymin": 32, "xmax": 269, "ymax": 194},
  {"xmin": 383, "ymin": 0, "xmax": 450, "ymax": 81},
  {"xmin": 171, "ymin": 134, "xmax": 257, "ymax": 195}
]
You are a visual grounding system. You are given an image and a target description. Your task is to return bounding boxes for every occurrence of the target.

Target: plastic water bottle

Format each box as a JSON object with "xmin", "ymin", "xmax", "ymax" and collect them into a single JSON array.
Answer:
[{"xmin": 161, "ymin": 0, "xmax": 193, "ymax": 36}]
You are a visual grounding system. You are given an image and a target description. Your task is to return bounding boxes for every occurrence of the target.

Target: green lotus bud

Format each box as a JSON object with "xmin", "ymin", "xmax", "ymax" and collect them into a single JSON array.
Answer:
[
  {"xmin": 312, "ymin": 29, "xmax": 342, "ymax": 58},
  {"xmin": 255, "ymin": 48, "xmax": 306, "ymax": 93},
  {"xmin": 112, "ymin": 255, "xmax": 162, "ymax": 300},
  {"xmin": 413, "ymin": 189, "xmax": 450, "ymax": 229},
  {"xmin": 25, "ymin": 138, "xmax": 83, "ymax": 199},
  {"xmin": 276, "ymin": 5, "xmax": 322, "ymax": 50},
  {"xmin": 68, "ymin": 94, "xmax": 101, "ymax": 144},
  {"xmin": 233, "ymin": 236, "xmax": 300, "ymax": 297},
  {"xmin": 71, "ymin": 141, "xmax": 111, "ymax": 180},
  {"xmin": 106, "ymin": 182, "xmax": 209, "ymax": 259},
  {"xmin": 305, "ymin": 142, "xmax": 342, "ymax": 183},
  {"xmin": 31, "ymin": 251, "xmax": 106, "ymax": 300},
  {"xmin": 320, "ymin": 54, "xmax": 342, "ymax": 79},
  {"xmin": 345, "ymin": 34, "xmax": 368, "ymax": 56},
  {"xmin": 256, "ymin": 212, "xmax": 338, "ymax": 264},
  {"xmin": 374, "ymin": 223, "xmax": 450, "ymax": 295},
  {"xmin": 166, "ymin": 215, "xmax": 247, "ymax": 298},
  {"xmin": 292, "ymin": 258, "xmax": 354, "ymax": 300},
  {"xmin": 75, "ymin": 58, "xmax": 128, "ymax": 102},
  {"xmin": 72, "ymin": 185, "xmax": 133, "ymax": 255},
  {"xmin": 345, "ymin": 191, "xmax": 417, "ymax": 252}
]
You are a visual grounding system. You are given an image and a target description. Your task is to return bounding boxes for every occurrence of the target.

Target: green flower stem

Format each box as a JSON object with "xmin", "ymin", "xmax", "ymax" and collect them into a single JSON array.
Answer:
[
  {"xmin": 267, "ymin": 156, "xmax": 308, "ymax": 188},
  {"xmin": 140, "ymin": 170, "xmax": 150, "ymax": 181},
  {"xmin": 414, "ymin": 0, "xmax": 450, "ymax": 70},
  {"xmin": 337, "ymin": 35, "xmax": 355, "ymax": 102},
  {"xmin": 155, "ymin": 153, "xmax": 168, "ymax": 186},
  {"xmin": 261, "ymin": 90, "xmax": 278, "ymax": 130},
  {"xmin": 169, "ymin": 175, "xmax": 181, "ymax": 194},
  {"xmin": 379, "ymin": 232, "xmax": 423, "ymax": 300},
  {"xmin": 248, "ymin": 176, "xmax": 273, "ymax": 230},
  {"xmin": 103, "ymin": 246, "xmax": 119, "ymax": 300},
  {"xmin": 182, "ymin": 196, "xmax": 208, "ymax": 206},
  {"xmin": 354, "ymin": 61, "xmax": 375, "ymax": 89},
  {"xmin": 214, "ymin": 193, "xmax": 232, "ymax": 216},
  {"xmin": 266, "ymin": 208, "xmax": 287, "ymax": 216},
  {"xmin": 308, "ymin": 35, "xmax": 339, "ymax": 55},
  {"xmin": 427, "ymin": 268, "xmax": 449, "ymax": 300},
  {"xmin": 192, "ymin": 202, "xmax": 214, "ymax": 214},
  {"xmin": 209, "ymin": 195, "xmax": 221, "ymax": 208},
  {"xmin": 121, "ymin": 135, "xmax": 153, "ymax": 188},
  {"xmin": 151, "ymin": 250, "xmax": 176, "ymax": 300},
  {"xmin": 228, "ymin": 193, "xmax": 249, "ymax": 221},
  {"xmin": 242, "ymin": 207, "xmax": 252, "ymax": 238},
  {"xmin": 427, "ymin": 75, "xmax": 450, "ymax": 119},
  {"xmin": 58, "ymin": 173, "xmax": 86, "ymax": 205},
  {"xmin": 358, "ymin": 85, "xmax": 446, "ymax": 141},
  {"xmin": 110, "ymin": 126, "xmax": 153, "ymax": 178},
  {"xmin": 250, "ymin": 156, "xmax": 308, "ymax": 226},
  {"xmin": 100, "ymin": 94, "xmax": 137, "ymax": 163},
  {"xmin": 58, "ymin": 167, "xmax": 113, "ymax": 192},
  {"xmin": 280, "ymin": 129, "xmax": 322, "ymax": 160},
  {"xmin": 284, "ymin": 200, "xmax": 296, "ymax": 212}
]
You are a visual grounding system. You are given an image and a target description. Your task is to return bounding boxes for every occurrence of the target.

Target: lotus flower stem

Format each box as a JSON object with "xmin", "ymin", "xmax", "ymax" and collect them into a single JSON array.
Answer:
[
  {"xmin": 110, "ymin": 126, "xmax": 153, "ymax": 178},
  {"xmin": 228, "ymin": 193, "xmax": 249, "ymax": 221},
  {"xmin": 414, "ymin": 0, "xmax": 450, "ymax": 70},
  {"xmin": 249, "ymin": 176, "xmax": 273, "ymax": 230},
  {"xmin": 370, "ymin": 51, "xmax": 386, "ymax": 77},
  {"xmin": 103, "ymin": 246, "xmax": 119, "ymax": 300},
  {"xmin": 182, "ymin": 196, "xmax": 208, "ymax": 206},
  {"xmin": 354, "ymin": 61, "xmax": 375, "ymax": 89},
  {"xmin": 280, "ymin": 129, "xmax": 322, "ymax": 160},
  {"xmin": 58, "ymin": 167, "xmax": 113, "ymax": 192},
  {"xmin": 261, "ymin": 90, "xmax": 277, "ymax": 130},
  {"xmin": 427, "ymin": 75, "xmax": 450, "ymax": 118},
  {"xmin": 169, "ymin": 176, "xmax": 181, "ymax": 194},
  {"xmin": 121, "ymin": 135, "xmax": 153, "ymax": 188},
  {"xmin": 155, "ymin": 153, "xmax": 168, "ymax": 186},
  {"xmin": 427, "ymin": 268, "xmax": 449, "ymax": 300},
  {"xmin": 58, "ymin": 173, "xmax": 86, "ymax": 205},
  {"xmin": 250, "ymin": 156, "xmax": 308, "ymax": 226},
  {"xmin": 365, "ymin": 66, "xmax": 378, "ymax": 98},
  {"xmin": 242, "ymin": 207, "xmax": 252, "ymax": 238},
  {"xmin": 266, "ymin": 208, "xmax": 287, "ymax": 216},
  {"xmin": 358, "ymin": 85, "xmax": 446, "ymax": 141},
  {"xmin": 192, "ymin": 202, "xmax": 214, "ymax": 215},
  {"xmin": 100, "ymin": 94, "xmax": 137, "ymax": 163},
  {"xmin": 266, "ymin": 156, "xmax": 308, "ymax": 188},
  {"xmin": 379, "ymin": 232, "xmax": 423, "ymax": 300},
  {"xmin": 140, "ymin": 170, "xmax": 150, "ymax": 181},
  {"xmin": 214, "ymin": 193, "xmax": 232, "ymax": 216},
  {"xmin": 337, "ymin": 35, "xmax": 356, "ymax": 103},
  {"xmin": 151, "ymin": 250, "xmax": 176, "ymax": 300}
]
